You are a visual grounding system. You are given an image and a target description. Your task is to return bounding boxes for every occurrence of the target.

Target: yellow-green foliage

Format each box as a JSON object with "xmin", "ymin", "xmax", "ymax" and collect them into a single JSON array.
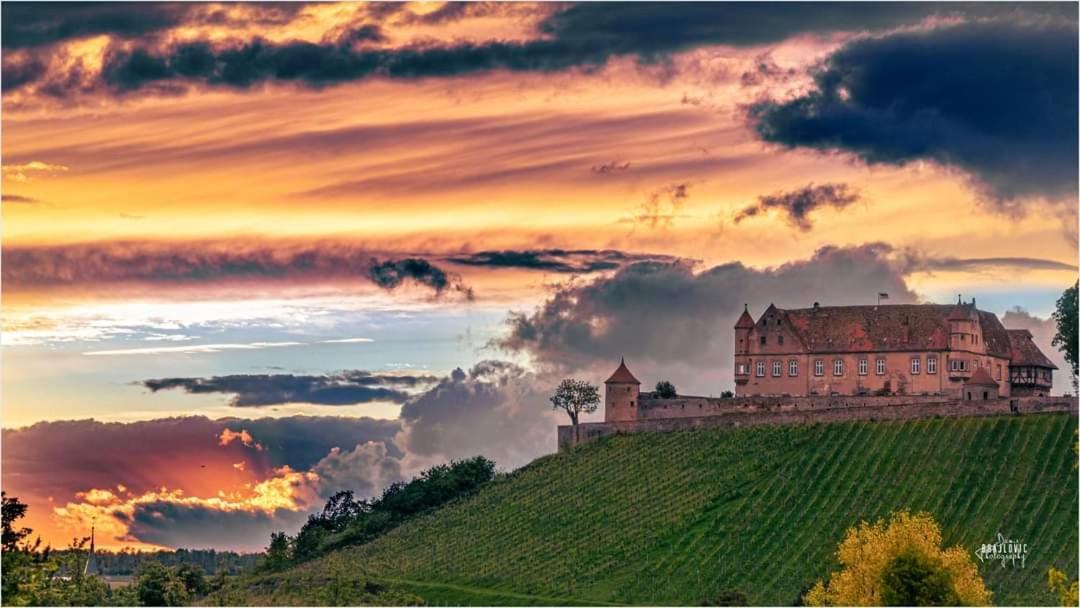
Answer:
[
  {"xmin": 804, "ymin": 511, "xmax": 991, "ymax": 606},
  {"xmin": 239, "ymin": 414, "xmax": 1078, "ymax": 606},
  {"xmin": 1048, "ymin": 568, "xmax": 1079, "ymax": 607}
]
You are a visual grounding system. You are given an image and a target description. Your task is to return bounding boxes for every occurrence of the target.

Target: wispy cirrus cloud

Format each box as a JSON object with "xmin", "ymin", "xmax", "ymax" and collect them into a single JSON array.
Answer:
[{"xmin": 83, "ymin": 341, "xmax": 304, "ymax": 357}]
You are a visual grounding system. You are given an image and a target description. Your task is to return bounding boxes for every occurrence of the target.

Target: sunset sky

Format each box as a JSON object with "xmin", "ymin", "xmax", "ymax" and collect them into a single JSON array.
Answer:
[{"xmin": 2, "ymin": 1, "xmax": 1077, "ymax": 552}]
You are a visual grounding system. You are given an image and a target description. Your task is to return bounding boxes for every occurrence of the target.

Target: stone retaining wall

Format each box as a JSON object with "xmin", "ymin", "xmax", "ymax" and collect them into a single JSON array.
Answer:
[
  {"xmin": 632, "ymin": 393, "xmax": 953, "ymax": 420},
  {"xmin": 560, "ymin": 396, "xmax": 1077, "ymax": 451}
]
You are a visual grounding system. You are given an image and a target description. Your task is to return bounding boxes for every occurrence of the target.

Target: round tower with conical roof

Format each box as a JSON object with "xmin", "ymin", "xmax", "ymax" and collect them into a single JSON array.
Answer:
[{"xmin": 604, "ymin": 358, "xmax": 640, "ymax": 423}]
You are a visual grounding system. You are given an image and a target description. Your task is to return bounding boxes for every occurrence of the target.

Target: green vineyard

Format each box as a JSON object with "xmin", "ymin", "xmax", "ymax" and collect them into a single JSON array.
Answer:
[{"xmin": 238, "ymin": 413, "xmax": 1078, "ymax": 606}]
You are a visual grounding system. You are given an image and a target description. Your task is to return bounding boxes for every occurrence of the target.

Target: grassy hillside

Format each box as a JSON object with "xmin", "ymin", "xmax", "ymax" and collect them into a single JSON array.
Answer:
[{"xmin": 233, "ymin": 413, "xmax": 1077, "ymax": 606}]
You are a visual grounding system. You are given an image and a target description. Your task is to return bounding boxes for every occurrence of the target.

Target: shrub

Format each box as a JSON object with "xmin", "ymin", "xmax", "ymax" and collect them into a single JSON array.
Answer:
[{"xmin": 804, "ymin": 511, "xmax": 990, "ymax": 606}]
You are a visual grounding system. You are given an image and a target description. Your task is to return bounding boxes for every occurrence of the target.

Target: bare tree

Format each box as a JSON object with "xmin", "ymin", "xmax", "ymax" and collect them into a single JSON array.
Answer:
[{"xmin": 550, "ymin": 379, "xmax": 600, "ymax": 427}]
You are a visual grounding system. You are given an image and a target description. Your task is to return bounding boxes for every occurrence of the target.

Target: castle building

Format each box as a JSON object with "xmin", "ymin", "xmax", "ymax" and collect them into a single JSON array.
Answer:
[{"xmin": 733, "ymin": 300, "xmax": 1057, "ymax": 399}]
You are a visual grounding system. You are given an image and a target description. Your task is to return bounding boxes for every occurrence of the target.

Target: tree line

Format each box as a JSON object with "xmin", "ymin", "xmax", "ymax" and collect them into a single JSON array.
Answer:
[{"xmin": 261, "ymin": 455, "xmax": 497, "ymax": 570}]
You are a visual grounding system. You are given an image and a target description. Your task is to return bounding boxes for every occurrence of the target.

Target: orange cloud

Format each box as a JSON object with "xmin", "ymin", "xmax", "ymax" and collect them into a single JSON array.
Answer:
[
  {"xmin": 52, "ymin": 466, "xmax": 319, "ymax": 551},
  {"xmin": 218, "ymin": 428, "xmax": 263, "ymax": 451}
]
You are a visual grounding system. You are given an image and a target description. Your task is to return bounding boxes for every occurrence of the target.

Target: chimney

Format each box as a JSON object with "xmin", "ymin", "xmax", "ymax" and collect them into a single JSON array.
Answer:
[{"xmin": 813, "ymin": 302, "xmax": 820, "ymax": 309}]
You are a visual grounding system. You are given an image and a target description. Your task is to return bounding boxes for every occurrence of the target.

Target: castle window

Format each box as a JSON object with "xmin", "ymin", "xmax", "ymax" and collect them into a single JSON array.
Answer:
[
  {"xmin": 858, "ymin": 359, "xmax": 868, "ymax": 376},
  {"xmin": 772, "ymin": 361, "xmax": 782, "ymax": 377},
  {"xmin": 876, "ymin": 359, "xmax": 886, "ymax": 375},
  {"xmin": 833, "ymin": 359, "xmax": 844, "ymax": 376},
  {"xmin": 737, "ymin": 363, "xmax": 746, "ymax": 375},
  {"xmin": 814, "ymin": 360, "xmax": 824, "ymax": 376},
  {"xmin": 927, "ymin": 357, "xmax": 937, "ymax": 374},
  {"xmin": 789, "ymin": 360, "xmax": 798, "ymax": 377},
  {"xmin": 996, "ymin": 364, "xmax": 1001, "ymax": 380},
  {"xmin": 760, "ymin": 336, "xmax": 766, "ymax": 345},
  {"xmin": 756, "ymin": 361, "xmax": 765, "ymax": 377},
  {"xmin": 911, "ymin": 357, "xmax": 920, "ymax": 375},
  {"xmin": 778, "ymin": 335, "xmax": 784, "ymax": 345}
]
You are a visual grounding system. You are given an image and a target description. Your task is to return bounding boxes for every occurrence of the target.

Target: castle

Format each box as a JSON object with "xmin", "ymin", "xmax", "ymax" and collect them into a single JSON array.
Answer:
[
  {"xmin": 732, "ymin": 299, "xmax": 1056, "ymax": 400},
  {"xmin": 562, "ymin": 301, "xmax": 1072, "ymax": 449}
]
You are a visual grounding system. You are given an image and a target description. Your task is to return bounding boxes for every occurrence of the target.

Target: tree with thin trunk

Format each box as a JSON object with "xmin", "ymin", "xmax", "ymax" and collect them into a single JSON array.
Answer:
[
  {"xmin": 1052, "ymin": 281, "xmax": 1078, "ymax": 391},
  {"xmin": 550, "ymin": 379, "xmax": 600, "ymax": 427}
]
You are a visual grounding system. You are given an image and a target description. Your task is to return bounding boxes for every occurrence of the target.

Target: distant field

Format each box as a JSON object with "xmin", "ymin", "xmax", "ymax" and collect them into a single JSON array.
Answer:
[{"xmin": 236, "ymin": 413, "xmax": 1078, "ymax": 606}]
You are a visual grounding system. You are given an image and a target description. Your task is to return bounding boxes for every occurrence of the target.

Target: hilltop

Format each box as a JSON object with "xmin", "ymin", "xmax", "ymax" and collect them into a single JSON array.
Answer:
[{"xmin": 222, "ymin": 413, "xmax": 1078, "ymax": 606}]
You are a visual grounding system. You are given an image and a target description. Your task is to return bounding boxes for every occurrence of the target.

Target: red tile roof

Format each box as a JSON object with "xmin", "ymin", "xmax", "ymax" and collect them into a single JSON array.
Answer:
[
  {"xmin": 1006, "ymin": 329, "xmax": 1058, "ymax": 369},
  {"xmin": 605, "ymin": 358, "xmax": 640, "ymax": 384},
  {"xmin": 966, "ymin": 366, "xmax": 998, "ymax": 386},
  {"xmin": 773, "ymin": 304, "xmax": 1011, "ymax": 358}
]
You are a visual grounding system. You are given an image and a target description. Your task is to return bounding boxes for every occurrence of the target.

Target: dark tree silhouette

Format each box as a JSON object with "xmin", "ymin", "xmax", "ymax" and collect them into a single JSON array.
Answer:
[{"xmin": 655, "ymin": 381, "xmax": 677, "ymax": 398}]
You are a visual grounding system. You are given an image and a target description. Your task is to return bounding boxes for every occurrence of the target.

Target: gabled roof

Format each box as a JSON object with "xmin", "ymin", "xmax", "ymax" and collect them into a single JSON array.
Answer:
[
  {"xmin": 1006, "ymin": 329, "xmax": 1058, "ymax": 369},
  {"xmin": 772, "ymin": 304, "xmax": 1011, "ymax": 358},
  {"xmin": 605, "ymin": 358, "xmax": 640, "ymax": 384},
  {"xmin": 965, "ymin": 366, "xmax": 998, "ymax": 386}
]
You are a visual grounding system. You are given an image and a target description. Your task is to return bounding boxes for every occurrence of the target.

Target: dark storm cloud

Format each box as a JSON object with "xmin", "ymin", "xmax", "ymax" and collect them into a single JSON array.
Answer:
[
  {"xmin": 0, "ymin": 2, "xmax": 309, "ymax": 50},
  {"xmin": 14, "ymin": 2, "xmax": 1072, "ymax": 98},
  {"xmin": 446, "ymin": 249, "xmax": 681, "ymax": 274},
  {"xmin": 750, "ymin": 20, "xmax": 1079, "ymax": 203},
  {"xmin": 121, "ymin": 499, "xmax": 309, "ymax": 552},
  {"xmin": 735, "ymin": 183, "xmax": 861, "ymax": 231},
  {"xmin": 0, "ymin": 2, "xmax": 195, "ymax": 50},
  {"xmin": 1, "ymin": 194, "xmax": 38, "ymax": 204},
  {"xmin": 142, "ymin": 371, "xmax": 437, "ymax": 407},
  {"xmin": 2, "ymin": 242, "xmax": 470, "ymax": 297},
  {"xmin": 498, "ymin": 243, "xmax": 916, "ymax": 370}
]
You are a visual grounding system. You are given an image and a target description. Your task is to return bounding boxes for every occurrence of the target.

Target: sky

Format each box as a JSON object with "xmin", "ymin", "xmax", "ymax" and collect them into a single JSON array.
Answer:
[{"xmin": 2, "ymin": 1, "xmax": 1077, "ymax": 552}]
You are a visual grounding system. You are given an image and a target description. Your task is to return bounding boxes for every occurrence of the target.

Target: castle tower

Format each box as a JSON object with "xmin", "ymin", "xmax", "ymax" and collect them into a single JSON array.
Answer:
[
  {"xmin": 733, "ymin": 304, "xmax": 755, "ymax": 392},
  {"xmin": 604, "ymin": 358, "xmax": 640, "ymax": 423}
]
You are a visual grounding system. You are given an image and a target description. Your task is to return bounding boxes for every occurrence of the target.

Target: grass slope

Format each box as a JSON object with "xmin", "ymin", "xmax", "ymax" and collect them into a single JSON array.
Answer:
[{"xmin": 239, "ymin": 414, "xmax": 1077, "ymax": 606}]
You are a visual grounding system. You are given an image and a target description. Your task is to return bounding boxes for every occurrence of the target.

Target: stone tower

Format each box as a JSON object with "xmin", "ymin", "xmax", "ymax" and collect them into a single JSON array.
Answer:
[
  {"xmin": 604, "ymin": 358, "xmax": 640, "ymax": 422},
  {"xmin": 733, "ymin": 304, "xmax": 755, "ymax": 393}
]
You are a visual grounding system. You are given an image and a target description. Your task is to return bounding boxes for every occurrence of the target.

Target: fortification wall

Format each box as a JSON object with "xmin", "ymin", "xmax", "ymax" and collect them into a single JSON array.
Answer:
[
  {"xmin": 559, "ymin": 396, "xmax": 1077, "ymax": 451},
  {"xmin": 634, "ymin": 393, "xmax": 952, "ymax": 420}
]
